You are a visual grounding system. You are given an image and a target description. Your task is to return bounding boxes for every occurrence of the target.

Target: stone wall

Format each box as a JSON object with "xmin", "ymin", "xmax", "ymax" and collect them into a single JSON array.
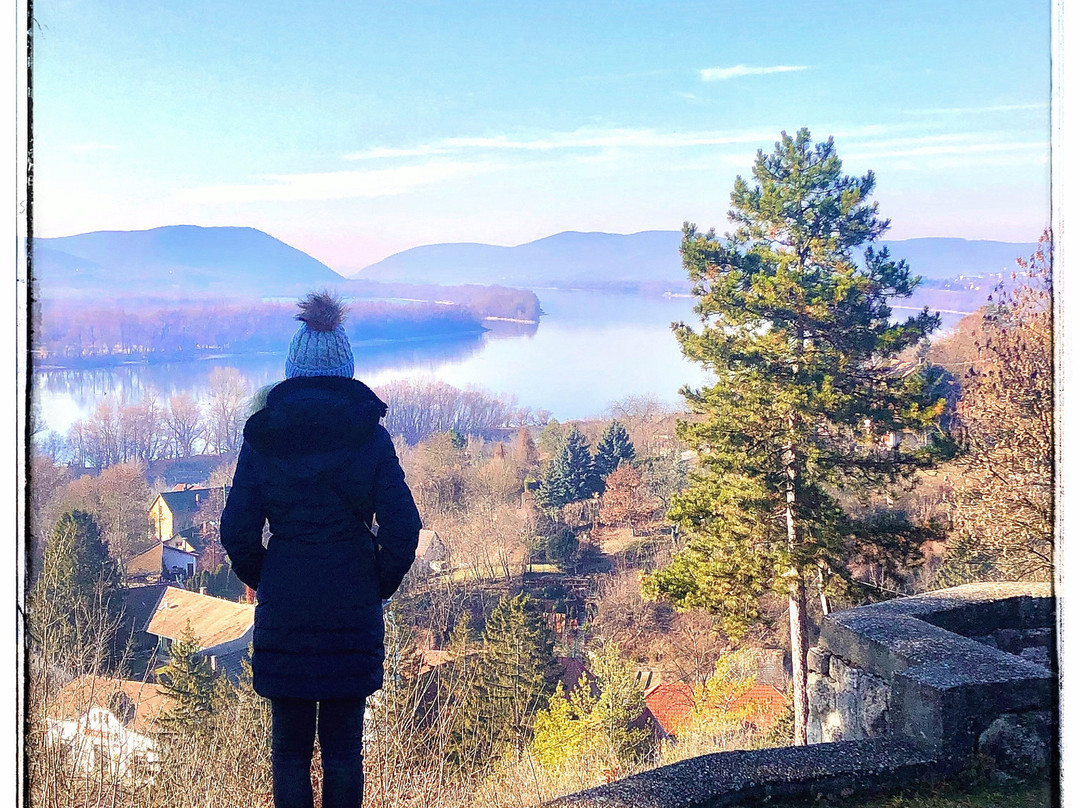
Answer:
[
  {"xmin": 807, "ymin": 582, "xmax": 1056, "ymax": 773},
  {"xmin": 549, "ymin": 582, "xmax": 1056, "ymax": 807}
]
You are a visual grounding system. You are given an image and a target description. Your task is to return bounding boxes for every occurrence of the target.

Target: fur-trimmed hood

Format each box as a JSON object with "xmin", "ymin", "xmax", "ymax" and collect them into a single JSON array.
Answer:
[{"xmin": 243, "ymin": 376, "xmax": 388, "ymax": 458}]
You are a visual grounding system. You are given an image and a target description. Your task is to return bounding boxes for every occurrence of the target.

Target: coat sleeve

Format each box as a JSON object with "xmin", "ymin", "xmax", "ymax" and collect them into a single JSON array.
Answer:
[
  {"xmin": 220, "ymin": 441, "xmax": 268, "ymax": 590},
  {"xmin": 371, "ymin": 428, "xmax": 422, "ymax": 599}
]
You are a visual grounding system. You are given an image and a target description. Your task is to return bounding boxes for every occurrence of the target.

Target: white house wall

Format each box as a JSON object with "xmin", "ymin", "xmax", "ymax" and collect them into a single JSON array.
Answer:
[{"xmin": 46, "ymin": 707, "xmax": 159, "ymax": 781}]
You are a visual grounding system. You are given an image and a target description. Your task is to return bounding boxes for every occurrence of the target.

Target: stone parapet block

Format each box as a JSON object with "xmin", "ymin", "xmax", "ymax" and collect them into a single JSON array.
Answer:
[
  {"xmin": 543, "ymin": 738, "xmax": 945, "ymax": 808},
  {"xmin": 828, "ymin": 582, "xmax": 1052, "ymax": 637},
  {"xmin": 817, "ymin": 583, "xmax": 1054, "ymax": 756}
]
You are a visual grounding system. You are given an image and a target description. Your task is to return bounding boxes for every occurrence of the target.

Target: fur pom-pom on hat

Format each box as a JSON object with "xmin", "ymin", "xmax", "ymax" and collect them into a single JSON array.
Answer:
[
  {"xmin": 285, "ymin": 291, "xmax": 355, "ymax": 379},
  {"xmin": 296, "ymin": 291, "xmax": 348, "ymax": 332}
]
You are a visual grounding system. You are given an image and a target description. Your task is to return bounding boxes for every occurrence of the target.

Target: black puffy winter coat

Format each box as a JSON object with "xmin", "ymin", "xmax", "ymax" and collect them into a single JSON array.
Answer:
[{"xmin": 220, "ymin": 376, "xmax": 422, "ymax": 701}]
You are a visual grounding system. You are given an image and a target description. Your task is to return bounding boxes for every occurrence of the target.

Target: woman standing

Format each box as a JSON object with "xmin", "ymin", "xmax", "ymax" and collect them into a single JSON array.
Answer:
[{"xmin": 221, "ymin": 292, "xmax": 422, "ymax": 808}]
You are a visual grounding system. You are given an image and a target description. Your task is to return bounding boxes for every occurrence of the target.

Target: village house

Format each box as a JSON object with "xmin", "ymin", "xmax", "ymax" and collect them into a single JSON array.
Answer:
[
  {"xmin": 146, "ymin": 586, "xmax": 255, "ymax": 679},
  {"xmin": 643, "ymin": 681, "xmax": 789, "ymax": 740},
  {"xmin": 117, "ymin": 584, "xmax": 254, "ymax": 681},
  {"xmin": 149, "ymin": 485, "xmax": 228, "ymax": 543},
  {"xmin": 130, "ymin": 485, "xmax": 230, "ymax": 583},
  {"xmin": 643, "ymin": 679, "xmax": 788, "ymax": 741},
  {"xmin": 126, "ymin": 542, "xmax": 199, "ymax": 583},
  {"xmin": 46, "ymin": 675, "xmax": 173, "ymax": 781},
  {"xmin": 415, "ymin": 528, "xmax": 449, "ymax": 572},
  {"xmin": 117, "ymin": 584, "xmax": 174, "ymax": 664},
  {"xmin": 641, "ymin": 648, "xmax": 789, "ymax": 741}
]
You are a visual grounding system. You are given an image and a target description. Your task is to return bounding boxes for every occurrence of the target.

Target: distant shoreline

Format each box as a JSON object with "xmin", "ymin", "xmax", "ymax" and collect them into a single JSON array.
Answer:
[
  {"xmin": 31, "ymin": 328, "xmax": 492, "ymax": 372},
  {"xmin": 483, "ymin": 316, "xmax": 540, "ymax": 324}
]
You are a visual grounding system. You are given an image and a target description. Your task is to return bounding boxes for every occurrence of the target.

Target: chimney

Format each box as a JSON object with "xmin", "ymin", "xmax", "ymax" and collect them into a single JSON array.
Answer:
[{"xmin": 199, "ymin": 586, "xmax": 207, "ymax": 596}]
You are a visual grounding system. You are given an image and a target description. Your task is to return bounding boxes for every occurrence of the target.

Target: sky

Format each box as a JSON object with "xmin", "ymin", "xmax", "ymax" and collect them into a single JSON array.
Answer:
[{"xmin": 31, "ymin": 0, "xmax": 1052, "ymax": 274}]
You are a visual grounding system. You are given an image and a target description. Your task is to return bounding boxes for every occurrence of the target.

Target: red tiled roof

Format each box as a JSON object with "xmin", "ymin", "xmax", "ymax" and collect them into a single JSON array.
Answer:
[
  {"xmin": 731, "ymin": 683, "xmax": 788, "ymax": 728},
  {"xmin": 644, "ymin": 680, "xmax": 789, "ymax": 737},
  {"xmin": 643, "ymin": 682, "xmax": 696, "ymax": 736}
]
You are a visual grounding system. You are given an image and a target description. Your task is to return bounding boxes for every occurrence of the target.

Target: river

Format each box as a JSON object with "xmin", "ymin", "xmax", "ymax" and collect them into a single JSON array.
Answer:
[
  {"xmin": 32, "ymin": 290, "xmax": 968, "ymax": 437},
  {"xmin": 32, "ymin": 291, "xmax": 711, "ymax": 435}
]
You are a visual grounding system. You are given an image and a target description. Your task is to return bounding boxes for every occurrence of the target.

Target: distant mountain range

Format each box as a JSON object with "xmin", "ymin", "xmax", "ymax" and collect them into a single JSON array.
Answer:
[
  {"xmin": 33, "ymin": 225, "xmax": 342, "ymax": 299},
  {"xmin": 31, "ymin": 225, "xmax": 1038, "ymax": 301},
  {"xmin": 354, "ymin": 231, "xmax": 684, "ymax": 288},
  {"xmin": 355, "ymin": 231, "xmax": 1040, "ymax": 288}
]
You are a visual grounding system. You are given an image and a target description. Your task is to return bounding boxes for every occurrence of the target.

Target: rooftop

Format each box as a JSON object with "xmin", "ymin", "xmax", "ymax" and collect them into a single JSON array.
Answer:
[
  {"xmin": 50, "ymin": 674, "xmax": 175, "ymax": 736},
  {"xmin": 155, "ymin": 486, "xmax": 228, "ymax": 517},
  {"xmin": 644, "ymin": 679, "xmax": 788, "ymax": 737},
  {"xmin": 145, "ymin": 586, "xmax": 254, "ymax": 649}
]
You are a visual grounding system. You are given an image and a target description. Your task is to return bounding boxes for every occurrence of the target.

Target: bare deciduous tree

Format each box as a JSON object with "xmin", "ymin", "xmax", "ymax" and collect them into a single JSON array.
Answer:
[
  {"xmin": 166, "ymin": 393, "xmax": 206, "ymax": 458},
  {"xmin": 97, "ymin": 461, "xmax": 153, "ymax": 566},
  {"xmin": 946, "ymin": 233, "xmax": 1054, "ymax": 581},
  {"xmin": 206, "ymin": 367, "xmax": 251, "ymax": 455}
]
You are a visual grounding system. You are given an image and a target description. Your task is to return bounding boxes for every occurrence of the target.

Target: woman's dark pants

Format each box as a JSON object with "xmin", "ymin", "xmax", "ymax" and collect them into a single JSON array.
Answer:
[{"xmin": 271, "ymin": 697, "xmax": 367, "ymax": 808}]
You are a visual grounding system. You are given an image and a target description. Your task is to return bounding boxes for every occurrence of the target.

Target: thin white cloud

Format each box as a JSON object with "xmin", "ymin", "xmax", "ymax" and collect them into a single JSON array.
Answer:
[
  {"xmin": 345, "ymin": 127, "xmax": 795, "ymax": 162},
  {"xmin": 343, "ymin": 144, "xmax": 451, "ymax": 160},
  {"xmin": 298, "ymin": 126, "xmax": 1047, "ymax": 202},
  {"xmin": 699, "ymin": 64, "xmax": 808, "ymax": 81},
  {"xmin": 902, "ymin": 103, "xmax": 1048, "ymax": 116},
  {"xmin": 175, "ymin": 160, "xmax": 502, "ymax": 204},
  {"xmin": 845, "ymin": 137, "xmax": 1048, "ymax": 168}
]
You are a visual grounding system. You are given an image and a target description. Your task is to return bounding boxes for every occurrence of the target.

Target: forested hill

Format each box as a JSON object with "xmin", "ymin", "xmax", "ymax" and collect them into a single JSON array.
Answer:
[
  {"xmin": 30, "ymin": 225, "xmax": 542, "ymax": 322},
  {"xmin": 355, "ymin": 231, "xmax": 682, "ymax": 288},
  {"xmin": 355, "ymin": 231, "xmax": 1040, "ymax": 289},
  {"xmin": 33, "ymin": 225, "xmax": 343, "ymax": 299}
]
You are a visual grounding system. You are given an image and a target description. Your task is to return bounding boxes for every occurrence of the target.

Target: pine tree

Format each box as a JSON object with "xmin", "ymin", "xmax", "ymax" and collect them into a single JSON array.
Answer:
[
  {"xmin": 588, "ymin": 642, "xmax": 651, "ymax": 772},
  {"xmin": 448, "ymin": 428, "xmax": 467, "ymax": 450},
  {"xmin": 545, "ymin": 526, "xmax": 579, "ymax": 566},
  {"xmin": 157, "ymin": 622, "xmax": 220, "ymax": 735},
  {"xmin": 187, "ymin": 563, "xmax": 247, "ymax": 600},
  {"xmin": 643, "ymin": 129, "xmax": 949, "ymax": 744},
  {"xmin": 592, "ymin": 421, "xmax": 636, "ymax": 491},
  {"xmin": 476, "ymin": 593, "xmax": 558, "ymax": 754},
  {"xmin": 537, "ymin": 426, "xmax": 594, "ymax": 510},
  {"xmin": 31, "ymin": 509, "xmax": 122, "ymax": 671},
  {"xmin": 444, "ymin": 615, "xmax": 484, "ymax": 770},
  {"xmin": 536, "ymin": 419, "xmax": 566, "ymax": 459}
]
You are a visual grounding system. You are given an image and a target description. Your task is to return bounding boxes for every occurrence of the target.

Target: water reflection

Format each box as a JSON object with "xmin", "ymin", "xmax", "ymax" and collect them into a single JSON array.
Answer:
[
  {"xmin": 34, "ymin": 330, "xmax": 495, "ymax": 432},
  {"xmin": 32, "ymin": 290, "xmax": 961, "ymax": 436}
]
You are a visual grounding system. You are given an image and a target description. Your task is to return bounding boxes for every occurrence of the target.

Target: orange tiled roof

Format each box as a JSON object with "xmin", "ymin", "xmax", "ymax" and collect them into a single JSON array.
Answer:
[
  {"xmin": 644, "ymin": 682, "xmax": 696, "ymax": 736},
  {"xmin": 50, "ymin": 675, "xmax": 174, "ymax": 736},
  {"xmin": 417, "ymin": 648, "xmax": 454, "ymax": 675},
  {"xmin": 644, "ymin": 680, "xmax": 789, "ymax": 737},
  {"xmin": 145, "ymin": 586, "xmax": 254, "ymax": 649},
  {"xmin": 731, "ymin": 683, "xmax": 788, "ymax": 728}
]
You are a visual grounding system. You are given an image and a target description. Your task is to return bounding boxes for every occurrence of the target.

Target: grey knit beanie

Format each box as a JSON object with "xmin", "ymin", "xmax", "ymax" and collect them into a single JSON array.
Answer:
[{"xmin": 284, "ymin": 291, "xmax": 355, "ymax": 379}]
